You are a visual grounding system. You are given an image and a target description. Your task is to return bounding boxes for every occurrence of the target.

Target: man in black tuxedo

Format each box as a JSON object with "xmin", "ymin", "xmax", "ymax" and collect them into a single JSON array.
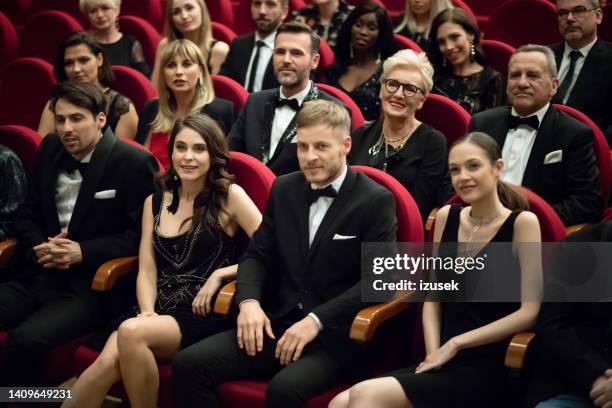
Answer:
[
  {"xmin": 228, "ymin": 21, "xmax": 346, "ymax": 176},
  {"xmin": 173, "ymin": 100, "xmax": 397, "ymax": 407},
  {"xmin": 524, "ymin": 221, "xmax": 612, "ymax": 408},
  {"xmin": 0, "ymin": 82, "xmax": 157, "ymax": 385},
  {"xmin": 469, "ymin": 44, "xmax": 602, "ymax": 226},
  {"xmin": 219, "ymin": 0, "xmax": 286, "ymax": 92},
  {"xmin": 550, "ymin": 0, "xmax": 612, "ymax": 144}
]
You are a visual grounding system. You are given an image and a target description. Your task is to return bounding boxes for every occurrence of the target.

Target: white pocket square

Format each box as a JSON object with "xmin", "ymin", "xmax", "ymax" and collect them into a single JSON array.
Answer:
[
  {"xmin": 333, "ymin": 234, "xmax": 356, "ymax": 240},
  {"xmin": 94, "ymin": 189, "xmax": 116, "ymax": 199},
  {"xmin": 543, "ymin": 150, "xmax": 562, "ymax": 164}
]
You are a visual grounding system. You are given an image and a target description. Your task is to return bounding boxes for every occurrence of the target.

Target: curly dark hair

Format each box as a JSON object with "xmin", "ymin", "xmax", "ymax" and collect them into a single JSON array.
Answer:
[
  {"xmin": 158, "ymin": 113, "xmax": 234, "ymax": 231},
  {"xmin": 428, "ymin": 8, "xmax": 488, "ymax": 74},
  {"xmin": 328, "ymin": 1, "xmax": 397, "ymax": 77}
]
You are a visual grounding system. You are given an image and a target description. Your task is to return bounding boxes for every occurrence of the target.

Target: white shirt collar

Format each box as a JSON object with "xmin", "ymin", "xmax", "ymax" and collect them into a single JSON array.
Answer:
[
  {"xmin": 310, "ymin": 163, "xmax": 347, "ymax": 192},
  {"xmin": 511, "ymin": 102, "xmax": 550, "ymax": 124},
  {"xmin": 280, "ymin": 80, "xmax": 313, "ymax": 105},
  {"xmin": 255, "ymin": 30, "xmax": 276, "ymax": 49},
  {"xmin": 80, "ymin": 148, "xmax": 94, "ymax": 164},
  {"xmin": 564, "ymin": 36, "xmax": 598, "ymax": 59}
]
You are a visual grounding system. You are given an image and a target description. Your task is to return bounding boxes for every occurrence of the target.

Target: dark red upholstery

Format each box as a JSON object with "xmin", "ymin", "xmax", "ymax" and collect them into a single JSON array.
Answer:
[
  {"xmin": 121, "ymin": 137, "xmax": 164, "ymax": 172},
  {"xmin": 464, "ymin": 0, "xmax": 512, "ymax": 31},
  {"xmin": 233, "ymin": 0, "xmax": 303, "ymax": 35},
  {"xmin": 316, "ymin": 37, "xmax": 335, "ymax": 81},
  {"xmin": 215, "ymin": 165, "xmax": 424, "ymax": 408},
  {"xmin": 415, "ymin": 93, "xmax": 471, "ymax": 148},
  {"xmin": 18, "ymin": 10, "xmax": 84, "ymax": 63},
  {"xmin": 552, "ymin": 104, "xmax": 612, "ymax": 204},
  {"xmin": 0, "ymin": 57, "xmax": 56, "ymax": 130},
  {"xmin": 0, "ymin": 11, "xmax": 18, "ymax": 69},
  {"xmin": 118, "ymin": 15, "xmax": 161, "ymax": 68},
  {"xmin": 599, "ymin": 4, "xmax": 612, "ymax": 42},
  {"xmin": 0, "ymin": 0, "xmax": 31, "ymax": 27},
  {"xmin": 485, "ymin": 0, "xmax": 558, "ymax": 48},
  {"xmin": 207, "ymin": 0, "xmax": 236, "ymax": 31},
  {"xmin": 74, "ymin": 152, "xmax": 275, "ymax": 408},
  {"xmin": 28, "ymin": 0, "xmax": 86, "ymax": 26},
  {"xmin": 603, "ymin": 207, "xmax": 612, "ymax": 222},
  {"xmin": 444, "ymin": 185, "xmax": 566, "ymax": 242},
  {"xmin": 211, "ymin": 74, "xmax": 249, "ymax": 115},
  {"xmin": 451, "ymin": 0, "xmax": 478, "ymax": 24},
  {"xmin": 481, "ymin": 39, "xmax": 515, "ymax": 83},
  {"xmin": 0, "ymin": 125, "xmax": 42, "ymax": 178},
  {"xmin": 111, "ymin": 65, "xmax": 158, "ymax": 116},
  {"xmin": 315, "ymin": 83, "xmax": 366, "ymax": 130},
  {"xmin": 121, "ymin": 0, "xmax": 165, "ymax": 32},
  {"xmin": 394, "ymin": 34, "xmax": 423, "ymax": 52},
  {"xmin": 212, "ymin": 21, "xmax": 237, "ymax": 45}
]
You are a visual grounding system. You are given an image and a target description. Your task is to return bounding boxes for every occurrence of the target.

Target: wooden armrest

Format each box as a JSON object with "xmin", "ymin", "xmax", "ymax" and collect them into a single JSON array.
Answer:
[
  {"xmin": 350, "ymin": 291, "xmax": 413, "ymax": 342},
  {"xmin": 91, "ymin": 256, "xmax": 138, "ymax": 291},
  {"xmin": 565, "ymin": 223, "xmax": 589, "ymax": 236},
  {"xmin": 504, "ymin": 331, "xmax": 535, "ymax": 369},
  {"xmin": 214, "ymin": 280, "xmax": 236, "ymax": 316},
  {"xmin": 0, "ymin": 239, "xmax": 17, "ymax": 267},
  {"xmin": 425, "ymin": 208, "xmax": 439, "ymax": 232}
]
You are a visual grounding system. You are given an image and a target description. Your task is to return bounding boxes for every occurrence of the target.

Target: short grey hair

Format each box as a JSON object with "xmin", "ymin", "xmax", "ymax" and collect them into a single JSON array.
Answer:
[
  {"xmin": 513, "ymin": 44, "xmax": 558, "ymax": 78},
  {"xmin": 380, "ymin": 49, "xmax": 434, "ymax": 94},
  {"xmin": 555, "ymin": 0, "xmax": 601, "ymax": 10},
  {"xmin": 79, "ymin": 0, "xmax": 121, "ymax": 14}
]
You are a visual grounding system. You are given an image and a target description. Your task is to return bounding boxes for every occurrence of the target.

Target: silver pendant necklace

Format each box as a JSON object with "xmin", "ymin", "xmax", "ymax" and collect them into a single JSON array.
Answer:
[{"xmin": 466, "ymin": 209, "xmax": 499, "ymax": 242}]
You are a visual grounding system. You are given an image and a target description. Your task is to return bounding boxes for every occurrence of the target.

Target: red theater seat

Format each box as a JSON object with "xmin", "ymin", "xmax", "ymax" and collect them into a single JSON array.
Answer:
[
  {"xmin": 111, "ymin": 65, "xmax": 158, "ymax": 116},
  {"xmin": 117, "ymin": 15, "xmax": 161, "ymax": 68},
  {"xmin": 211, "ymin": 74, "xmax": 249, "ymax": 115},
  {"xmin": 315, "ymin": 83, "xmax": 366, "ymax": 130},
  {"xmin": 121, "ymin": 0, "xmax": 164, "ymax": 33},
  {"xmin": 0, "ymin": 125, "xmax": 42, "ymax": 178},
  {"xmin": 212, "ymin": 22, "xmax": 237, "ymax": 45},
  {"xmin": 0, "ymin": 12, "xmax": 18, "ymax": 69},
  {"xmin": 481, "ymin": 39, "xmax": 515, "ymax": 83},
  {"xmin": 416, "ymin": 93, "xmax": 471, "ymax": 148}
]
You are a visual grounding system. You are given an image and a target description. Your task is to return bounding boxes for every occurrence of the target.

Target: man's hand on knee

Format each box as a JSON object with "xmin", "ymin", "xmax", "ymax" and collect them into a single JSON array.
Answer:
[
  {"xmin": 237, "ymin": 300, "xmax": 275, "ymax": 356},
  {"xmin": 275, "ymin": 316, "xmax": 320, "ymax": 365}
]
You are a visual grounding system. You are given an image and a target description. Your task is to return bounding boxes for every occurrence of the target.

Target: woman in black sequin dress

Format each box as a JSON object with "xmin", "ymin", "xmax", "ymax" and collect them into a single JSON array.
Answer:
[
  {"xmin": 331, "ymin": 132, "xmax": 542, "ymax": 408},
  {"xmin": 64, "ymin": 114, "xmax": 262, "ymax": 408}
]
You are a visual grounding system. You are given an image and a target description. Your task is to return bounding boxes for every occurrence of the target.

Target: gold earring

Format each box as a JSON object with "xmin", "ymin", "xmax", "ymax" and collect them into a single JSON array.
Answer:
[{"xmin": 470, "ymin": 42, "xmax": 476, "ymax": 61}]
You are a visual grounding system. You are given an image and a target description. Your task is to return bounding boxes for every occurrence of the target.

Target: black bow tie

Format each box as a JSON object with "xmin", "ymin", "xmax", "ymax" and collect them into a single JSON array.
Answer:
[
  {"xmin": 306, "ymin": 185, "xmax": 337, "ymax": 205},
  {"xmin": 508, "ymin": 114, "xmax": 540, "ymax": 130},
  {"xmin": 61, "ymin": 154, "xmax": 88, "ymax": 175},
  {"xmin": 275, "ymin": 97, "xmax": 300, "ymax": 111}
]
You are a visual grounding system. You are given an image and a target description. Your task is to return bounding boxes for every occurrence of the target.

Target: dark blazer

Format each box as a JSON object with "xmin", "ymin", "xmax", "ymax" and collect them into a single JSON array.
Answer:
[
  {"xmin": 550, "ymin": 39, "xmax": 612, "ymax": 144},
  {"xmin": 13, "ymin": 129, "xmax": 158, "ymax": 305},
  {"xmin": 134, "ymin": 97, "xmax": 234, "ymax": 145},
  {"xmin": 524, "ymin": 221, "xmax": 612, "ymax": 407},
  {"xmin": 236, "ymin": 167, "xmax": 397, "ymax": 374},
  {"xmin": 227, "ymin": 86, "xmax": 345, "ymax": 176},
  {"xmin": 469, "ymin": 106, "xmax": 603, "ymax": 225},
  {"xmin": 219, "ymin": 33, "xmax": 279, "ymax": 91},
  {"xmin": 350, "ymin": 119, "xmax": 447, "ymax": 224}
]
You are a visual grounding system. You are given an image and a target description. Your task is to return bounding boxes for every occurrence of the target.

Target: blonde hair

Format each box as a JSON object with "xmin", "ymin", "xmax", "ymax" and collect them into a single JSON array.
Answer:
[
  {"xmin": 381, "ymin": 49, "xmax": 434, "ymax": 94},
  {"xmin": 395, "ymin": 0, "xmax": 453, "ymax": 38},
  {"xmin": 151, "ymin": 39, "xmax": 215, "ymax": 133},
  {"xmin": 296, "ymin": 100, "xmax": 350, "ymax": 136},
  {"xmin": 163, "ymin": 0, "xmax": 213, "ymax": 63},
  {"xmin": 79, "ymin": 0, "xmax": 121, "ymax": 14}
]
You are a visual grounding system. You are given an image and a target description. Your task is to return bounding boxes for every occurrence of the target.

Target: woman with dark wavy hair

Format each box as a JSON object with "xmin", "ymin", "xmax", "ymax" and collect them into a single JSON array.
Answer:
[
  {"xmin": 429, "ymin": 8, "xmax": 504, "ymax": 114},
  {"xmin": 63, "ymin": 114, "xmax": 262, "ymax": 408},
  {"xmin": 324, "ymin": 1, "xmax": 397, "ymax": 121},
  {"xmin": 38, "ymin": 32, "xmax": 139, "ymax": 139}
]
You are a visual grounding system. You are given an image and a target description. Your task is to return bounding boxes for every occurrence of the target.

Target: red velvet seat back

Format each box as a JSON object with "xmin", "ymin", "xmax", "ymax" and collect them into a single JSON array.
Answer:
[
  {"xmin": 481, "ymin": 39, "xmax": 515, "ymax": 83},
  {"xmin": 415, "ymin": 93, "xmax": 471, "ymax": 148},
  {"xmin": 211, "ymin": 74, "xmax": 249, "ymax": 116},
  {"xmin": 315, "ymin": 83, "xmax": 366, "ymax": 130},
  {"xmin": 117, "ymin": 15, "xmax": 161, "ymax": 68},
  {"xmin": 0, "ymin": 12, "xmax": 18, "ymax": 69},
  {"xmin": 121, "ymin": 0, "xmax": 164, "ymax": 33},
  {"xmin": 0, "ymin": 125, "xmax": 42, "ymax": 178},
  {"xmin": 111, "ymin": 65, "xmax": 158, "ymax": 116}
]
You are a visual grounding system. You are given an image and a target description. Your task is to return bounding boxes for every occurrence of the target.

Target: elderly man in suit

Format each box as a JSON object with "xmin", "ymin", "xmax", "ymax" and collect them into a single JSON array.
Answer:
[
  {"xmin": 469, "ymin": 44, "xmax": 602, "ymax": 226},
  {"xmin": 549, "ymin": 0, "xmax": 612, "ymax": 145},
  {"xmin": 228, "ymin": 21, "xmax": 346, "ymax": 176},
  {"xmin": 0, "ymin": 82, "xmax": 158, "ymax": 385},
  {"xmin": 172, "ymin": 100, "xmax": 397, "ymax": 408},
  {"xmin": 219, "ymin": 0, "xmax": 287, "ymax": 92}
]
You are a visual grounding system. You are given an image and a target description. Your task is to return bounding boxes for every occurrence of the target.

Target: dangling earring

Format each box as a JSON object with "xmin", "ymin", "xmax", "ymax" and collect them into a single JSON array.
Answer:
[
  {"xmin": 442, "ymin": 57, "xmax": 447, "ymax": 67},
  {"xmin": 349, "ymin": 43, "xmax": 354, "ymax": 59},
  {"xmin": 376, "ymin": 51, "xmax": 381, "ymax": 65},
  {"xmin": 470, "ymin": 42, "xmax": 476, "ymax": 62}
]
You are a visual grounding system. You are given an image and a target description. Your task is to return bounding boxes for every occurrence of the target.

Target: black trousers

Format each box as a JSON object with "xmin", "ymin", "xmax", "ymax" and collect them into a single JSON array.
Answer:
[
  {"xmin": 172, "ymin": 324, "xmax": 351, "ymax": 408},
  {"xmin": 0, "ymin": 274, "xmax": 96, "ymax": 386}
]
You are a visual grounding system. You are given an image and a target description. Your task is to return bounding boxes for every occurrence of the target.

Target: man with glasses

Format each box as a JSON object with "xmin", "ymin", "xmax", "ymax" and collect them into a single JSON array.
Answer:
[
  {"xmin": 228, "ymin": 22, "xmax": 346, "ymax": 176},
  {"xmin": 469, "ymin": 44, "xmax": 603, "ymax": 226},
  {"xmin": 550, "ymin": 0, "xmax": 612, "ymax": 145}
]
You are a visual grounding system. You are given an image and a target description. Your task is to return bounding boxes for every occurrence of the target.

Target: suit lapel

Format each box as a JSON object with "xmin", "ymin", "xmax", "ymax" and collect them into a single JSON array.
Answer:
[
  {"xmin": 239, "ymin": 34, "xmax": 256, "ymax": 84},
  {"xmin": 566, "ymin": 39, "xmax": 601, "ymax": 105},
  {"xmin": 303, "ymin": 168, "xmax": 356, "ymax": 272},
  {"xmin": 260, "ymin": 93, "xmax": 277, "ymax": 163},
  {"xmin": 44, "ymin": 144, "xmax": 65, "ymax": 234},
  {"xmin": 489, "ymin": 107, "xmax": 512, "ymax": 149},
  {"xmin": 297, "ymin": 183, "xmax": 311, "ymax": 262},
  {"xmin": 522, "ymin": 107, "xmax": 556, "ymax": 188},
  {"xmin": 67, "ymin": 129, "xmax": 116, "ymax": 237}
]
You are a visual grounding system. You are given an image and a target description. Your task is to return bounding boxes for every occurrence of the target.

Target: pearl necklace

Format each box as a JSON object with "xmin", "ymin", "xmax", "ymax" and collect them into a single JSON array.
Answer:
[{"xmin": 466, "ymin": 209, "xmax": 499, "ymax": 242}]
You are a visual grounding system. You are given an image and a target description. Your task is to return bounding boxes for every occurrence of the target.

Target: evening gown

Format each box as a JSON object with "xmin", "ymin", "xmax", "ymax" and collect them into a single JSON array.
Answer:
[
  {"xmin": 386, "ymin": 205, "xmax": 522, "ymax": 408},
  {"xmin": 94, "ymin": 189, "xmax": 236, "ymax": 349}
]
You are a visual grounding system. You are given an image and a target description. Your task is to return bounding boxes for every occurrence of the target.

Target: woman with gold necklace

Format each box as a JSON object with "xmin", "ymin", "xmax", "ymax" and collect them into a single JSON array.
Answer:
[{"xmin": 350, "ymin": 49, "xmax": 447, "ymax": 224}]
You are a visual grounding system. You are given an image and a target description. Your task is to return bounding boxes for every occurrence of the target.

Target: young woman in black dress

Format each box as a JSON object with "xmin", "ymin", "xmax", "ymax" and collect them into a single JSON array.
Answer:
[
  {"xmin": 330, "ymin": 132, "xmax": 542, "ymax": 408},
  {"xmin": 63, "ymin": 114, "xmax": 262, "ymax": 408}
]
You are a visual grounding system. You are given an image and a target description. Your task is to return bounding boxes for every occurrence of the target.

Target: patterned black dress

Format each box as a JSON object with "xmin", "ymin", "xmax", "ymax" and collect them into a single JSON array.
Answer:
[{"xmin": 94, "ymin": 189, "xmax": 236, "ymax": 349}]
